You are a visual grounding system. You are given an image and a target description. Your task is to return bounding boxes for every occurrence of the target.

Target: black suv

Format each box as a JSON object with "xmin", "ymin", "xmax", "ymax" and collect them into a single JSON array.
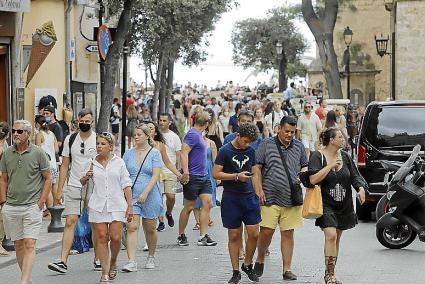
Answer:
[{"xmin": 356, "ymin": 101, "xmax": 425, "ymax": 220}]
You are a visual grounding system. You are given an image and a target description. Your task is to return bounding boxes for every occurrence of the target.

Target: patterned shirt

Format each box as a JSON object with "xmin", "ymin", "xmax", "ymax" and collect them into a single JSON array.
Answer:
[{"xmin": 255, "ymin": 137, "xmax": 307, "ymax": 207}]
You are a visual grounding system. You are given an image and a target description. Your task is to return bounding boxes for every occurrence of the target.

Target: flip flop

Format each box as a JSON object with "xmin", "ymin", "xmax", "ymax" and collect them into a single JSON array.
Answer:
[
  {"xmin": 0, "ymin": 250, "xmax": 10, "ymax": 257},
  {"xmin": 109, "ymin": 266, "xmax": 118, "ymax": 280}
]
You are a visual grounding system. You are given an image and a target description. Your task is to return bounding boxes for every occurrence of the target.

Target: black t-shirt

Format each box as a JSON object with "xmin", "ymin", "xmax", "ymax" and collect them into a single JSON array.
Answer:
[
  {"xmin": 49, "ymin": 121, "xmax": 64, "ymax": 144},
  {"xmin": 307, "ymin": 151, "xmax": 367, "ymax": 212},
  {"xmin": 215, "ymin": 142, "xmax": 255, "ymax": 198}
]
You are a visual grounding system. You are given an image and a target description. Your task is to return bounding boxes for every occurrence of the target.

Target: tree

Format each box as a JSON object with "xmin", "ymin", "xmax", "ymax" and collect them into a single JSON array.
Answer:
[
  {"xmin": 231, "ymin": 7, "xmax": 307, "ymax": 91},
  {"xmin": 301, "ymin": 0, "xmax": 342, "ymax": 98},
  {"xmin": 97, "ymin": 0, "xmax": 135, "ymax": 132},
  {"xmin": 129, "ymin": 0, "xmax": 235, "ymax": 121}
]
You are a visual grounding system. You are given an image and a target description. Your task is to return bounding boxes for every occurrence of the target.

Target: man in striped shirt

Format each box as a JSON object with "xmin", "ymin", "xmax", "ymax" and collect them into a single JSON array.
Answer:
[{"xmin": 252, "ymin": 116, "xmax": 308, "ymax": 281}]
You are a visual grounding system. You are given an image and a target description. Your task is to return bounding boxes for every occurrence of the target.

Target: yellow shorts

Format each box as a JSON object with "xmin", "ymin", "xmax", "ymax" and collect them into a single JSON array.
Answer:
[{"xmin": 260, "ymin": 205, "xmax": 303, "ymax": 231}]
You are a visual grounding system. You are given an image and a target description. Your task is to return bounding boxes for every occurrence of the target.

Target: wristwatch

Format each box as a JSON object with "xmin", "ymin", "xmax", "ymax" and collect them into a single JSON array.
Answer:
[{"xmin": 235, "ymin": 173, "xmax": 239, "ymax": 181}]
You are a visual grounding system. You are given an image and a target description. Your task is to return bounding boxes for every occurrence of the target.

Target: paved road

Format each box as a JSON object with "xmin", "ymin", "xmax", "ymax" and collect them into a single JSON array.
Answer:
[{"xmin": 1, "ymin": 189, "xmax": 425, "ymax": 283}]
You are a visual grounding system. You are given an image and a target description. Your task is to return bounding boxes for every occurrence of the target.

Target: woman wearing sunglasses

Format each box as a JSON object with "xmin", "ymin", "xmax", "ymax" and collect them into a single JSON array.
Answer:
[{"xmin": 81, "ymin": 132, "xmax": 133, "ymax": 283}]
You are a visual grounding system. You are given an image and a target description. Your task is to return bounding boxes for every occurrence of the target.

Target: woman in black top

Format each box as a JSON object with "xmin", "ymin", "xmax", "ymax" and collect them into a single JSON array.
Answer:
[
  {"xmin": 253, "ymin": 108, "xmax": 268, "ymax": 138},
  {"xmin": 304, "ymin": 127, "xmax": 366, "ymax": 284}
]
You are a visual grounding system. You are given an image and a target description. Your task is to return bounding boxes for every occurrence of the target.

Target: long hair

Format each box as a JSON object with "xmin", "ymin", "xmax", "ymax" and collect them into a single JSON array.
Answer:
[
  {"xmin": 146, "ymin": 121, "xmax": 165, "ymax": 144},
  {"xmin": 325, "ymin": 110, "xmax": 338, "ymax": 128},
  {"xmin": 127, "ymin": 105, "xmax": 138, "ymax": 119}
]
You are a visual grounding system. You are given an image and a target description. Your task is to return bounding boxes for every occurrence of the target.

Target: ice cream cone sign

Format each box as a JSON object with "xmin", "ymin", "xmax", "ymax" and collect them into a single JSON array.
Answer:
[{"xmin": 26, "ymin": 21, "xmax": 57, "ymax": 86}]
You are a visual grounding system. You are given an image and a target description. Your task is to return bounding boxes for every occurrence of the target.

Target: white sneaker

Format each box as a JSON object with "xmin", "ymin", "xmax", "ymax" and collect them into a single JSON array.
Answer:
[
  {"xmin": 122, "ymin": 260, "xmax": 138, "ymax": 272},
  {"xmin": 142, "ymin": 244, "xmax": 149, "ymax": 252},
  {"xmin": 145, "ymin": 256, "xmax": 155, "ymax": 269}
]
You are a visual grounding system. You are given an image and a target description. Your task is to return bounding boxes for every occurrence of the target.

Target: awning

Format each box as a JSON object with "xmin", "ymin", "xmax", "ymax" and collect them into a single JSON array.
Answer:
[{"xmin": 0, "ymin": 0, "xmax": 31, "ymax": 12}]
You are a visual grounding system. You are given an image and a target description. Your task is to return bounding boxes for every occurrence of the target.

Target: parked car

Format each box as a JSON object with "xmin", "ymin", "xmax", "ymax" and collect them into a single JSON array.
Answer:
[{"xmin": 356, "ymin": 101, "xmax": 425, "ymax": 220}]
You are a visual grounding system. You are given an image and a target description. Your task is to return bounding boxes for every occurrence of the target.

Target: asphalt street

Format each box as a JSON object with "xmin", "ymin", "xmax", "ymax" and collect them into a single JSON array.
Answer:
[{"xmin": 1, "ymin": 188, "xmax": 425, "ymax": 284}]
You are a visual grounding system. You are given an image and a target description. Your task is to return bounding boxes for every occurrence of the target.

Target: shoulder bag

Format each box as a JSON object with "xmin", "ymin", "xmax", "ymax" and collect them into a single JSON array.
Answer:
[
  {"xmin": 302, "ymin": 152, "xmax": 324, "ymax": 219},
  {"xmin": 274, "ymin": 136, "xmax": 303, "ymax": 206}
]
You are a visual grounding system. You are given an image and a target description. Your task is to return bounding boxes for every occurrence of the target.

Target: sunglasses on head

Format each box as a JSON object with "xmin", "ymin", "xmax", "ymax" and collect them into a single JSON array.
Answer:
[
  {"xmin": 12, "ymin": 129, "xmax": 25, "ymax": 134},
  {"xmin": 97, "ymin": 132, "xmax": 114, "ymax": 144}
]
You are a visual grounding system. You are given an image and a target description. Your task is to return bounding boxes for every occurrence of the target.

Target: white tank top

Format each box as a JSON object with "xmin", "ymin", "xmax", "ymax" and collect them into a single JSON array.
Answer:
[{"xmin": 41, "ymin": 130, "xmax": 57, "ymax": 170}]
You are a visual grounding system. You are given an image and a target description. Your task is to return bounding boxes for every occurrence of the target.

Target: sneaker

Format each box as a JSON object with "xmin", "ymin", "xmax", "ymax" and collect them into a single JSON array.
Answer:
[
  {"xmin": 142, "ymin": 244, "xmax": 149, "ymax": 251},
  {"xmin": 94, "ymin": 259, "xmax": 102, "ymax": 271},
  {"xmin": 241, "ymin": 263, "xmax": 259, "ymax": 282},
  {"xmin": 228, "ymin": 271, "xmax": 242, "ymax": 284},
  {"xmin": 253, "ymin": 262, "xmax": 264, "ymax": 277},
  {"xmin": 197, "ymin": 234, "xmax": 217, "ymax": 246},
  {"xmin": 165, "ymin": 213, "xmax": 175, "ymax": 227},
  {"xmin": 283, "ymin": 270, "xmax": 297, "ymax": 281},
  {"xmin": 216, "ymin": 199, "xmax": 221, "ymax": 206},
  {"xmin": 122, "ymin": 260, "xmax": 138, "ymax": 272},
  {"xmin": 157, "ymin": 222, "xmax": 165, "ymax": 232},
  {"xmin": 177, "ymin": 234, "xmax": 189, "ymax": 246},
  {"xmin": 145, "ymin": 256, "xmax": 155, "ymax": 269},
  {"xmin": 47, "ymin": 261, "xmax": 68, "ymax": 274}
]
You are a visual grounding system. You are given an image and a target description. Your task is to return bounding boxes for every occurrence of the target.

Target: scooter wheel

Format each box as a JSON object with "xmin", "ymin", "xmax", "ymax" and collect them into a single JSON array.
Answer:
[{"xmin": 376, "ymin": 225, "xmax": 417, "ymax": 249}]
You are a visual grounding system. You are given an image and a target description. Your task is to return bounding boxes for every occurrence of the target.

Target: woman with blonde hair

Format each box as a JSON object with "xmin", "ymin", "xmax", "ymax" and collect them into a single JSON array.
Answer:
[
  {"xmin": 122, "ymin": 124, "xmax": 163, "ymax": 271},
  {"xmin": 81, "ymin": 132, "xmax": 133, "ymax": 283},
  {"xmin": 126, "ymin": 105, "xmax": 138, "ymax": 149}
]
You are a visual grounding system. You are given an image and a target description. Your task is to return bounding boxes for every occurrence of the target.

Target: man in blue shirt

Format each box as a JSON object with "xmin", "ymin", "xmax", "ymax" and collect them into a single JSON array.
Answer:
[
  {"xmin": 224, "ymin": 110, "xmax": 262, "ymax": 150},
  {"xmin": 228, "ymin": 103, "xmax": 245, "ymax": 133},
  {"xmin": 213, "ymin": 123, "xmax": 261, "ymax": 284},
  {"xmin": 284, "ymin": 82, "xmax": 295, "ymax": 106}
]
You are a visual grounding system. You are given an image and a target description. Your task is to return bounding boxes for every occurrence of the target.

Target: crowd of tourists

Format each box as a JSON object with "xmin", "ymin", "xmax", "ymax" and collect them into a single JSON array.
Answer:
[{"xmin": 0, "ymin": 80, "xmax": 367, "ymax": 284}]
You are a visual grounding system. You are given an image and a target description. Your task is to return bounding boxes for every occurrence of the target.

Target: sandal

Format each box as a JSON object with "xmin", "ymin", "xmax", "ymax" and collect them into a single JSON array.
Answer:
[
  {"xmin": 100, "ymin": 274, "xmax": 109, "ymax": 283},
  {"xmin": 0, "ymin": 250, "xmax": 10, "ymax": 257},
  {"xmin": 193, "ymin": 223, "xmax": 200, "ymax": 230},
  {"xmin": 108, "ymin": 266, "xmax": 118, "ymax": 281},
  {"xmin": 324, "ymin": 274, "xmax": 342, "ymax": 284},
  {"xmin": 208, "ymin": 220, "xmax": 214, "ymax": 227}
]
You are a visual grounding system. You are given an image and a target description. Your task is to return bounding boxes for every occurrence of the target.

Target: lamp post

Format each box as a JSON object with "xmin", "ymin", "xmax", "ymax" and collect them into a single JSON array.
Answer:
[
  {"xmin": 375, "ymin": 34, "xmax": 394, "ymax": 100},
  {"xmin": 343, "ymin": 26, "xmax": 353, "ymax": 101},
  {"xmin": 275, "ymin": 41, "xmax": 283, "ymax": 92},
  {"xmin": 121, "ymin": 41, "xmax": 129, "ymax": 156}
]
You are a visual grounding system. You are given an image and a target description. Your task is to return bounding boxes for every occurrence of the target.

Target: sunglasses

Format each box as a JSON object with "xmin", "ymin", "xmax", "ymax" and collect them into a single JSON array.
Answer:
[
  {"xmin": 80, "ymin": 142, "xmax": 85, "ymax": 155},
  {"xmin": 304, "ymin": 106, "xmax": 312, "ymax": 109},
  {"xmin": 12, "ymin": 129, "xmax": 25, "ymax": 134},
  {"xmin": 97, "ymin": 132, "xmax": 114, "ymax": 144}
]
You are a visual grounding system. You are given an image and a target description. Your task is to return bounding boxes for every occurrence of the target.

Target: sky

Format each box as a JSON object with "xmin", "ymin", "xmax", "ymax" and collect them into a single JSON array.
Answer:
[{"xmin": 129, "ymin": 0, "xmax": 316, "ymax": 89}]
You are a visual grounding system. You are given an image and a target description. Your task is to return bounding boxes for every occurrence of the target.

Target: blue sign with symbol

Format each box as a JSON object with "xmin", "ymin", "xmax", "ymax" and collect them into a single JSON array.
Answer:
[{"xmin": 97, "ymin": 25, "xmax": 112, "ymax": 61}]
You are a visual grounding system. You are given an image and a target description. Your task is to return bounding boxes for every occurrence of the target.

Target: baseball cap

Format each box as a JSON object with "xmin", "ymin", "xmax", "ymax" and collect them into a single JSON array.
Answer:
[{"xmin": 43, "ymin": 105, "xmax": 55, "ymax": 113}]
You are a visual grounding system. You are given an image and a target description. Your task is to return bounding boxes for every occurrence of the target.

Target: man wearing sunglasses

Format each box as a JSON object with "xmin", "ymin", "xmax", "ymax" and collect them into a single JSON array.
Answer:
[
  {"xmin": 48, "ymin": 108, "xmax": 97, "ymax": 274},
  {"xmin": 0, "ymin": 120, "xmax": 52, "ymax": 284},
  {"xmin": 296, "ymin": 102, "xmax": 322, "ymax": 158}
]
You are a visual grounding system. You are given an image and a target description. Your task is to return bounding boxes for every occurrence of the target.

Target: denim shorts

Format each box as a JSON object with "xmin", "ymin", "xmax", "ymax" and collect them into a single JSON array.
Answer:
[{"xmin": 183, "ymin": 175, "xmax": 212, "ymax": 201}]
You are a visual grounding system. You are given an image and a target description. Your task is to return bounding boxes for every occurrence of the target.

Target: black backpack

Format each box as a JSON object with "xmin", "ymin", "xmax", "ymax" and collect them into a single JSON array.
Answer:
[
  {"xmin": 67, "ymin": 132, "xmax": 78, "ymax": 162},
  {"xmin": 57, "ymin": 120, "xmax": 70, "ymax": 155}
]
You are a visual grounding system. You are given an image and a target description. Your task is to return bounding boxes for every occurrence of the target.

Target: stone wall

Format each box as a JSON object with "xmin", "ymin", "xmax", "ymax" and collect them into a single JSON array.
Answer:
[{"xmin": 395, "ymin": 1, "xmax": 425, "ymax": 100}]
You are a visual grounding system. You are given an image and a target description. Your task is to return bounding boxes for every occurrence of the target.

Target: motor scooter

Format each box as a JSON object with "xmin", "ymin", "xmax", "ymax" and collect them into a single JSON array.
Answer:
[{"xmin": 376, "ymin": 144, "xmax": 425, "ymax": 249}]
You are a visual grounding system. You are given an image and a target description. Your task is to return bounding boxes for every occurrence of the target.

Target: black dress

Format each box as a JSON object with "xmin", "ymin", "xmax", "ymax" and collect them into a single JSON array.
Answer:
[
  {"xmin": 306, "ymin": 151, "xmax": 368, "ymax": 230},
  {"xmin": 255, "ymin": 121, "xmax": 264, "ymax": 137}
]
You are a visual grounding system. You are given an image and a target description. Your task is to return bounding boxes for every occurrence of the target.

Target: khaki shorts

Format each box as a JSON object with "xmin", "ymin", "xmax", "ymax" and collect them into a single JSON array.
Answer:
[
  {"xmin": 63, "ymin": 185, "xmax": 87, "ymax": 216},
  {"xmin": 260, "ymin": 205, "xmax": 304, "ymax": 231},
  {"xmin": 2, "ymin": 203, "xmax": 43, "ymax": 241},
  {"xmin": 161, "ymin": 173, "xmax": 177, "ymax": 194}
]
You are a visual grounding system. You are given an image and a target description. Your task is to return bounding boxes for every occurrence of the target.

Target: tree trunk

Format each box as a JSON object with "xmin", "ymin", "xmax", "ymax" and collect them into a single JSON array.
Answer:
[
  {"xmin": 279, "ymin": 53, "xmax": 288, "ymax": 92},
  {"xmin": 152, "ymin": 51, "xmax": 165, "ymax": 122},
  {"xmin": 158, "ymin": 61, "xmax": 167, "ymax": 114},
  {"xmin": 165, "ymin": 59, "xmax": 174, "ymax": 115},
  {"xmin": 301, "ymin": 0, "xmax": 343, "ymax": 99},
  {"xmin": 97, "ymin": 0, "xmax": 134, "ymax": 132}
]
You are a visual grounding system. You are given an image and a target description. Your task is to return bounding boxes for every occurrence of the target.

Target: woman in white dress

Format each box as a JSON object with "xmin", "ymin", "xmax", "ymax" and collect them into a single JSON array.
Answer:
[{"xmin": 81, "ymin": 132, "xmax": 133, "ymax": 283}]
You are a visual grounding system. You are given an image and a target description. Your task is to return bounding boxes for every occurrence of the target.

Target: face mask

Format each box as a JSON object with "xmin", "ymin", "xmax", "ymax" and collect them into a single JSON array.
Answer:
[
  {"xmin": 45, "ymin": 117, "xmax": 52, "ymax": 124},
  {"xmin": 79, "ymin": 123, "xmax": 91, "ymax": 132}
]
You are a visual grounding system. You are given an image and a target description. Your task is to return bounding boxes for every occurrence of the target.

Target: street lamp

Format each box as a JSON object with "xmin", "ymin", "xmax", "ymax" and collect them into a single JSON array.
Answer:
[
  {"xmin": 374, "ymin": 34, "xmax": 394, "ymax": 100},
  {"xmin": 275, "ymin": 41, "xmax": 283, "ymax": 92},
  {"xmin": 343, "ymin": 26, "xmax": 353, "ymax": 101}
]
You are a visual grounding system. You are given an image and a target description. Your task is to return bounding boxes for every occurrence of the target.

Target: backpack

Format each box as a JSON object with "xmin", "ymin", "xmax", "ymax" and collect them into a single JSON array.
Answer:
[
  {"xmin": 57, "ymin": 120, "xmax": 70, "ymax": 155},
  {"xmin": 68, "ymin": 132, "xmax": 78, "ymax": 162}
]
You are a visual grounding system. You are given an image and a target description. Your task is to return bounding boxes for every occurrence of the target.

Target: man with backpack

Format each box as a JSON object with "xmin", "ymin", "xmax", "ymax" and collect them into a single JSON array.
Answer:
[
  {"xmin": 47, "ymin": 108, "xmax": 98, "ymax": 274},
  {"xmin": 43, "ymin": 105, "xmax": 64, "ymax": 150},
  {"xmin": 110, "ymin": 98, "xmax": 121, "ymax": 146}
]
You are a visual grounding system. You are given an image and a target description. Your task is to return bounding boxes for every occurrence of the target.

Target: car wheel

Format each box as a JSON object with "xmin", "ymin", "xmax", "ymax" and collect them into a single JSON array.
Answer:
[
  {"xmin": 356, "ymin": 199, "xmax": 372, "ymax": 221},
  {"xmin": 375, "ymin": 196, "xmax": 390, "ymax": 220}
]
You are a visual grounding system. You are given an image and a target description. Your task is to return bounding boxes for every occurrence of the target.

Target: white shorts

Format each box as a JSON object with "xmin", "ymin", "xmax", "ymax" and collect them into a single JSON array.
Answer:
[
  {"xmin": 2, "ymin": 204, "xmax": 43, "ymax": 241},
  {"xmin": 89, "ymin": 204, "xmax": 126, "ymax": 224},
  {"xmin": 302, "ymin": 139, "xmax": 316, "ymax": 150}
]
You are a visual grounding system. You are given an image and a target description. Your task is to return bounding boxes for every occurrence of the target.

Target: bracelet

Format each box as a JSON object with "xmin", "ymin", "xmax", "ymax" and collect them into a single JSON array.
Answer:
[{"xmin": 234, "ymin": 173, "xmax": 239, "ymax": 181}]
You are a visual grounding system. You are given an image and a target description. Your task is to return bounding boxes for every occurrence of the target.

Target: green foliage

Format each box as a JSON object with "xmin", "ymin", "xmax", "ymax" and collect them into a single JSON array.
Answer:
[
  {"xmin": 231, "ymin": 6, "xmax": 307, "ymax": 73},
  {"xmin": 128, "ymin": 0, "xmax": 236, "ymax": 68},
  {"xmin": 287, "ymin": 60, "xmax": 308, "ymax": 78}
]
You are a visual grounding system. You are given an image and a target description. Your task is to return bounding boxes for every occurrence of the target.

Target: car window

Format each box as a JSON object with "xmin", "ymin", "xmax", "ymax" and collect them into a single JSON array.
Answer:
[{"xmin": 363, "ymin": 105, "xmax": 425, "ymax": 149}]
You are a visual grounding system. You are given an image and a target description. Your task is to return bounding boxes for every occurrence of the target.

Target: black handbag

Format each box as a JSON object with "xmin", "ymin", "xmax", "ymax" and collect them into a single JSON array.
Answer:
[{"xmin": 274, "ymin": 136, "xmax": 303, "ymax": 206}]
